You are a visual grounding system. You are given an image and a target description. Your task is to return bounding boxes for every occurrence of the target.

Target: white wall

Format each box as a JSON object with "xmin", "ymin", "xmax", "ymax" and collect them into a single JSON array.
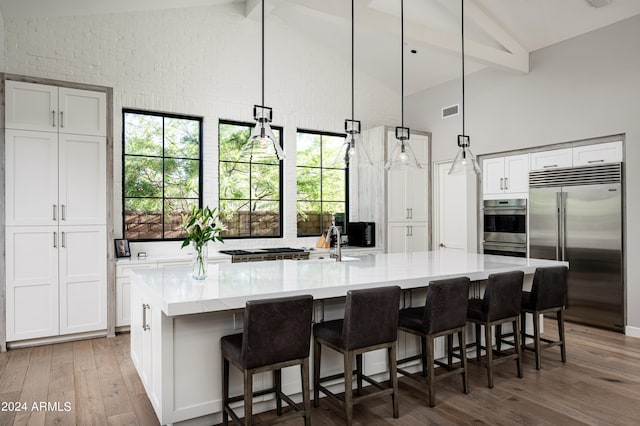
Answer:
[
  {"xmin": 0, "ymin": 7, "xmax": 5, "ymax": 70},
  {"xmin": 406, "ymin": 15, "xmax": 640, "ymax": 332},
  {"xmin": 3, "ymin": 3, "xmax": 399, "ymax": 254}
]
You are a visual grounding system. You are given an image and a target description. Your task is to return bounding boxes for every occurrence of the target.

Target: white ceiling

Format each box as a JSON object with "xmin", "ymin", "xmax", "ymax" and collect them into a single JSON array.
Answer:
[{"xmin": 2, "ymin": 0, "xmax": 640, "ymax": 94}]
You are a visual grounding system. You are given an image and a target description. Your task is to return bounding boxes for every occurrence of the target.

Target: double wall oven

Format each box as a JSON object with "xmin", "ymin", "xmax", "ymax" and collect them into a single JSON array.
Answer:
[{"xmin": 483, "ymin": 199, "xmax": 527, "ymax": 257}]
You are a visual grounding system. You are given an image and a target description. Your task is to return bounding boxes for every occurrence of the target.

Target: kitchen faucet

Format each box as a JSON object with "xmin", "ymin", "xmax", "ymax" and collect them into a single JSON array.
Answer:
[{"xmin": 325, "ymin": 219, "xmax": 342, "ymax": 262}]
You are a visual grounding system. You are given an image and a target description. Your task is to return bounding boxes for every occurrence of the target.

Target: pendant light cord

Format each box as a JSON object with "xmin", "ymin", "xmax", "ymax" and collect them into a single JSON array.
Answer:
[
  {"xmin": 351, "ymin": 0, "xmax": 355, "ymax": 123},
  {"xmin": 262, "ymin": 0, "xmax": 265, "ymax": 108},
  {"xmin": 461, "ymin": 0, "xmax": 465, "ymax": 137},
  {"xmin": 401, "ymin": 0, "xmax": 404, "ymax": 129}
]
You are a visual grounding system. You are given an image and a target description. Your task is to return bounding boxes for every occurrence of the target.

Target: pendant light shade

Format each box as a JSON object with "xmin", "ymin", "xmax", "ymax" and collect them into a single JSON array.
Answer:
[
  {"xmin": 336, "ymin": 0, "xmax": 372, "ymax": 167},
  {"xmin": 242, "ymin": 0, "xmax": 285, "ymax": 162},
  {"xmin": 385, "ymin": 0, "xmax": 421, "ymax": 170},
  {"xmin": 449, "ymin": 0, "xmax": 480, "ymax": 175}
]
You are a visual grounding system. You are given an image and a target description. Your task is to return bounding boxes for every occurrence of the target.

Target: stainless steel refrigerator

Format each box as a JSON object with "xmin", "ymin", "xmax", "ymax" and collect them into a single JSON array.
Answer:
[{"xmin": 529, "ymin": 163, "xmax": 624, "ymax": 331}]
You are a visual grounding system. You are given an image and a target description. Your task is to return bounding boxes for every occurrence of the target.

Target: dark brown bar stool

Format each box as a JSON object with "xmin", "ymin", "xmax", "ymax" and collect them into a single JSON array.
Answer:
[
  {"xmin": 467, "ymin": 270, "xmax": 524, "ymax": 388},
  {"xmin": 313, "ymin": 286, "xmax": 401, "ymax": 426},
  {"xmin": 521, "ymin": 266, "xmax": 568, "ymax": 370},
  {"xmin": 221, "ymin": 295, "xmax": 313, "ymax": 426},
  {"xmin": 397, "ymin": 277, "xmax": 470, "ymax": 407}
]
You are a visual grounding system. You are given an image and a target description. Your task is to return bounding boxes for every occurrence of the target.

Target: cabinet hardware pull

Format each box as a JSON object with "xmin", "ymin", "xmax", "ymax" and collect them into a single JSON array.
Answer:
[
  {"xmin": 500, "ymin": 178, "xmax": 504, "ymax": 190},
  {"xmin": 52, "ymin": 110, "xmax": 56, "ymax": 127},
  {"xmin": 53, "ymin": 204, "xmax": 57, "ymax": 221},
  {"xmin": 61, "ymin": 232, "xmax": 66, "ymax": 248},
  {"xmin": 60, "ymin": 111, "xmax": 64, "ymax": 128},
  {"xmin": 409, "ymin": 208, "xmax": 413, "ymax": 219},
  {"xmin": 410, "ymin": 225, "xmax": 413, "ymax": 236},
  {"xmin": 61, "ymin": 204, "xmax": 66, "ymax": 221},
  {"xmin": 406, "ymin": 226, "xmax": 409, "ymax": 237},
  {"xmin": 544, "ymin": 164, "xmax": 558, "ymax": 168},
  {"xmin": 505, "ymin": 177, "xmax": 509, "ymax": 189},
  {"xmin": 53, "ymin": 232, "xmax": 57, "ymax": 248},
  {"xmin": 406, "ymin": 208, "xmax": 409, "ymax": 219},
  {"xmin": 142, "ymin": 304, "xmax": 150, "ymax": 331},
  {"xmin": 588, "ymin": 159, "xmax": 604, "ymax": 163}
]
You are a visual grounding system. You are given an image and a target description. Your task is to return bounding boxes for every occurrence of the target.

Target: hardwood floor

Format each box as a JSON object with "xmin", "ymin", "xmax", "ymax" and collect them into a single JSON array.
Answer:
[{"xmin": 1, "ymin": 320, "xmax": 639, "ymax": 425}]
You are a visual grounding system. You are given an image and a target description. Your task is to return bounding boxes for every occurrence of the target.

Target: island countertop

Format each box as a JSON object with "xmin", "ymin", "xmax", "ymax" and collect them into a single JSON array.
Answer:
[{"xmin": 131, "ymin": 250, "xmax": 568, "ymax": 317}]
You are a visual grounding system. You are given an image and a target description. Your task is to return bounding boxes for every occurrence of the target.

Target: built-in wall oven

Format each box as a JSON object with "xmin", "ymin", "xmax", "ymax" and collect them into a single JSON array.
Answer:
[{"xmin": 483, "ymin": 199, "xmax": 527, "ymax": 257}]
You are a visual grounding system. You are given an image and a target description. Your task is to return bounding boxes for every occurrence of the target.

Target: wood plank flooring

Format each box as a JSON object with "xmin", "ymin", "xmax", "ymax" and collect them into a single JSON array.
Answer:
[{"xmin": 0, "ymin": 320, "xmax": 639, "ymax": 425}]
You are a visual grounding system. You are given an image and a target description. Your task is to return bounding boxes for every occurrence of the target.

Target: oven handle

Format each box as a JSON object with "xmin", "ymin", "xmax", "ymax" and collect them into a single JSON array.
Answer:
[
  {"xmin": 483, "ymin": 242, "xmax": 527, "ymax": 253},
  {"xmin": 483, "ymin": 208, "xmax": 527, "ymax": 216}
]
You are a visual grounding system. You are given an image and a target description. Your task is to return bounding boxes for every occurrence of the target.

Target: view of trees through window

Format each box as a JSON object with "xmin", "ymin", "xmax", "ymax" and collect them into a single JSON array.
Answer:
[
  {"xmin": 218, "ymin": 121, "xmax": 283, "ymax": 238},
  {"xmin": 123, "ymin": 110, "xmax": 202, "ymax": 240},
  {"xmin": 297, "ymin": 130, "xmax": 348, "ymax": 236}
]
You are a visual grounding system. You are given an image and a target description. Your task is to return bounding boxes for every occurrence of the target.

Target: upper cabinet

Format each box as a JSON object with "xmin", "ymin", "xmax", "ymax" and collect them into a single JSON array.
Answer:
[
  {"xmin": 6, "ymin": 81, "xmax": 107, "ymax": 136},
  {"xmin": 483, "ymin": 154, "xmax": 529, "ymax": 197},
  {"xmin": 530, "ymin": 141, "xmax": 622, "ymax": 171}
]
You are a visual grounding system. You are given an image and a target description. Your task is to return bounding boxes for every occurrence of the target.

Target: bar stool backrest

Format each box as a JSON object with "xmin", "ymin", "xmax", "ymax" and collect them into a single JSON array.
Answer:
[
  {"xmin": 483, "ymin": 271, "xmax": 524, "ymax": 322},
  {"xmin": 423, "ymin": 277, "xmax": 471, "ymax": 334},
  {"xmin": 341, "ymin": 286, "xmax": 401, "ymax": 350},
  {"xmin": 530, "ymin": 266, "xmax": 568, "ymax": 310},
  {"xmin": 242, "ymin": 295, "xmax": 313, "ymax": 369}
]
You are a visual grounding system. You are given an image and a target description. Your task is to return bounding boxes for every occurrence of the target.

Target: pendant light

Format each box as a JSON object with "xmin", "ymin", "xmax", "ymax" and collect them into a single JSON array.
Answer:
[
  {"xmin": 448, "ymin": 0, "xmax": 480, "ymax": 175},
  {"xmin": 336, "ymin": 0, "xmax": 372, "ymax": 167},
  {"xmin": 243, "ymin": 0, "xmax": 285, "ymax": 162},
  {"xmin": 385, "ymin": 0, "xmax": 421, "ymax": 170}
]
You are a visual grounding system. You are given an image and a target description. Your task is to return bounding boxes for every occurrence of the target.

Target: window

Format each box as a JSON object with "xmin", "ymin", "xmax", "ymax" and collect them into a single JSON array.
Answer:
[
  {"xmin": 218, "ymin": 120, "xmax": 283, "ymax": 238},
  {"xmin": 296, "ymin": 130, "xmax": 348, "ymax": 236},
  {"xmin": 123, "ymin": 109, "xmax": 202, "ymax": 241}
]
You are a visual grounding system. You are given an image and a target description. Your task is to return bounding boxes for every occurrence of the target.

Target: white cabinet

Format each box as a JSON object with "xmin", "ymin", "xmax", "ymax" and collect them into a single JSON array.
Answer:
[
  {"xmin": 116, "ymin": 263, "xmax": 158, "ymax": 328},
  {"xmin": 5, "ymin": 81, "xmax": 107, "ymax": 136},
  {"xmin": 387, "ymin": 223, "xmax": 428, "ymax": 254},
  {"xmin": 573, "ymin": 141, "xmax": 622, "ymax": 166},
  {"xmin": 530, "ymin": 148, "xmax": 573, "ymax": 171},
  {"xmin": 5, "ymin": 130, "xmax": 106, "ymax": 227},
  {"xmin": 482, "ymin": 154, "xmax": 529, "ymax": 198},
  {"xmin": 386, "ymin": 131, "xmax": 430, "ymax": 253}
]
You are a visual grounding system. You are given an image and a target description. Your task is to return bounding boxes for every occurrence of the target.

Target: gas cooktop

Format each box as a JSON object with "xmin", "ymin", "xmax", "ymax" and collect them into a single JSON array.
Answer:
[{"xmin": 219, "ymin": 247, "xmax": 309, "ymax": 263}]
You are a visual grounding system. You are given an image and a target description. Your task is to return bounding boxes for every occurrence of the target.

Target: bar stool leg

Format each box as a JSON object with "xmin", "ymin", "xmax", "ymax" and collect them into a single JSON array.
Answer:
[
  {"xmin": 421, "ymin": 336, "xmax": 428, "ymax": 377},
  {"xmin": 459, "ymin": 330, "xmax": 469, "ymax": 394},
  {"xmin": 222, "ymin": 357, "xmax": 229, "ymax": 426},
  {"xmin": 356, "ymin": 353, "xmax": 363, "ymax": 396},
  {"xmin": 447, "ymin": 334, "xmax": 454, "ymax": 368},
  {"xmin": 313, "ymin": 338, "xmax": 321, "ymax": 408},
  {"xmin": 495, "ymin": 324, "xmax": 502, "ymax": 353},
  {"xmin": 274, "ymin": 369, "xmax": 282, "ymax": 415},
  {"xmin": 475, "ymin": 323, "xmax": 482, "ymax": 362},
  {"xmin": 344, "ymin": 350, "xmax": 354, "ymax": 426},
  {"xmin": 485, "ymin": 324, "xmax": 494, "ymax": 388},
  {"xmin": 533, "ymin": 311, "xmax": 541, "ymax": 370},
  {"xmin": 302, "ymin": 358, "xmax": 311, "ymax": 426},
  {"xmin": 388, "ymin": 343, "xmax": 399, "ymax": 418},
  {"xmin": 520, "ymin": 311, "xmax": 527, "ymax": 351},
  {"xmin": 426, "ymin": 336, "xmax": 435, "ymax": 407},
  {"xmin": 243, "ymin": 370, "xmax": 253, "ymax": 426},
  {"xmin": 514, "ymin": 318, "xmax": 523, "ymax": 378},
  {"xmin": 558, "ymin": 309, "xmax": 567, "ymax": 363}
]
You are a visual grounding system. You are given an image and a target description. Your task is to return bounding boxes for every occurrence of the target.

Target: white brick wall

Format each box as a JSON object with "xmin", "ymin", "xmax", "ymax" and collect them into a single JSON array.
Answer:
[{"xmin": 4, "ymin": 3, "xmax": 399, "ymax": 254}]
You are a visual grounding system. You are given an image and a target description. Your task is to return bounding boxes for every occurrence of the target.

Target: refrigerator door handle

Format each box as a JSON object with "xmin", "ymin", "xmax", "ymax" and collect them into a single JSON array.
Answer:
[
  {"xmin": 561, "ymin": 191, "xmax": 567, "ymax": 261},
  {"xmin": 556, "ymin": 192, "xmax": 561, "ymax": 261}
]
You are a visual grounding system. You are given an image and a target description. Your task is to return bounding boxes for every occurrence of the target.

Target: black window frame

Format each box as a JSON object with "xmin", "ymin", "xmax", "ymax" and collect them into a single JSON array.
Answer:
[
  {"xmin": 218, "ymin": 119, "xmax": 284, "ymax": 239},
  {"xmin": 122, "ymin": 108, "xmax": 204, "ymax": 242},
  {"xmin": 296, "ymin": 128, "xmax": 350, "ymax": 237}
]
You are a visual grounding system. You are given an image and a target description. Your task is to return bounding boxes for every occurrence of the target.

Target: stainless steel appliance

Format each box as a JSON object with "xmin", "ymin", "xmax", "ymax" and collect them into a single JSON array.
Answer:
[
  {"xmin": 529, "ymin": 163, "xmax": 623, "ymax": 331},
  {"xmin": 483, "ymin": 199, "xmax": 527, "ymax": 257},
  {"xmin": 348, "ymin": 222, "xmax": 376, "ymax": 247},
  {"xmin": 219, "ymin": 248, "xmax": 310, "ymax": 263}
]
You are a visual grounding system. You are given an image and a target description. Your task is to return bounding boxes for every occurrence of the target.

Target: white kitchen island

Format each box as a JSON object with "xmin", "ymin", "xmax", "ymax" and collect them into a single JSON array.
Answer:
[{"xmin": 130, "ymin": 250, "xmax": 567, "ymax": 425}]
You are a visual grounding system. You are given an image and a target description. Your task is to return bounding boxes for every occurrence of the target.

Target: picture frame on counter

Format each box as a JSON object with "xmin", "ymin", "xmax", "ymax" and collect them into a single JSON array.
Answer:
[{"xmin": 115, "ymin": 239, "xmax": 131, "ymax": 258}]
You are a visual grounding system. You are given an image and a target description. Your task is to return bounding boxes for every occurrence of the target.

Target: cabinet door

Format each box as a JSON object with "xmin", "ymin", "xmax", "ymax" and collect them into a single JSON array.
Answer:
[
  {"xmin": 504, "ymin": 154, "xmax": 529, "ymax": 194},
  {"xmin": 5, "ymin": 130, "xmax": 59, "ymax": 226},
  {"xmin": 530, "ymin": 148, "xmax": 572, "ymax": 171},
  {"xmin": 408, "ymin": 223, "xmax": 429, "ymax": 252},
  {"xmin": 387, "ymin": 168, "xmax": 408, "ymax": 221},
  {"xmin": 5, "ymin": 227, "xmax": 59, "ymax": 341},
  {"xmin": 58, "ymin": 88, "xmax": 107, "ymax": 136},
  {"xmin": 5, "ymin": 81, "xmax": 58, "ymax": 132},
  {"xmin": 573, "ymin": 141, "xmax": 622, "ymax": 167},
  {"xmin": 406, "ymin": 167, "xmax": 428, "ymax": 221},
  {"xmin": 482, "ymin": 157, "xmax": 505, "ymax": 195},
  {"xmin": 58, "ymin": 134, "xmax": 107, "ymax": 225},
  {"xmin": 58, "ymin": 226, "xmax": 107, "ymax": 335},
  {"xmin": 387, "ymin": 223, "xmax": 409, "ymax": 253}
]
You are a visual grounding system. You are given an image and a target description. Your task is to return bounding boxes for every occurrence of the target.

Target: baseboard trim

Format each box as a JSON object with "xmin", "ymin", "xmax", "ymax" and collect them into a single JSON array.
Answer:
[
  {"xmin": 625, "ymin": 326, "xmax": 640, "ymax": 338},
  {"xmin": 7, "ymin": 330, "xmax": 108, "ymax": 349}
]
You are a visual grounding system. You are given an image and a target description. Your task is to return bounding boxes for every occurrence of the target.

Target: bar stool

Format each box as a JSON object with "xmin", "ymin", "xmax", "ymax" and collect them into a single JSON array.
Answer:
[
  {"xmin": 313, "ymin": 286, "xmax": 401, "ymax": 426},
  {"xmin": 397, "ymin": 277, "xmax": 470, "ymax": 407},
  {"xmin": 466, "ymin": 270, "xmax": 524, "ymax": 388},
  {"xmin": 221, "ymin": 295, "xmax": 313, "ymax": 426},
  {"xmin": 521, "ymin": 266, "xmax": 568, "ymax": 370}
]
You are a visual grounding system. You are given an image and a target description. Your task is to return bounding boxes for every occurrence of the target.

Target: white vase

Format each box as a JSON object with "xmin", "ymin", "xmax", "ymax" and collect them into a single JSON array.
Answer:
[{"xmin": 192, "ymin": 242, "xmax": 208, "ymax": 280}]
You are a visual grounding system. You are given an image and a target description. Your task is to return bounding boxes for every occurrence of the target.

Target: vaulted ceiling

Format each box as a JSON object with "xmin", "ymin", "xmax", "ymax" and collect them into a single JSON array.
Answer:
[{"xmin": 2, "ymin": 0, "xmax": 639, "ymax": 94}]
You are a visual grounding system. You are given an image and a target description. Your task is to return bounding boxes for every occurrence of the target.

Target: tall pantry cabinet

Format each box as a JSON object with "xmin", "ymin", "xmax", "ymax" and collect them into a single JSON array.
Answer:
[{"xmin": 4, "ymin": 80, "xmax": 108, "ymax": 343}]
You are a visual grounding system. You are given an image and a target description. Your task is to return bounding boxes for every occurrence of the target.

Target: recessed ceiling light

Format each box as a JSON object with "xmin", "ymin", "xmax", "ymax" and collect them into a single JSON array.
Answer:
[{"xmin": 586, "ymin": 0, "xmax": 612, "ymax": 8}]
